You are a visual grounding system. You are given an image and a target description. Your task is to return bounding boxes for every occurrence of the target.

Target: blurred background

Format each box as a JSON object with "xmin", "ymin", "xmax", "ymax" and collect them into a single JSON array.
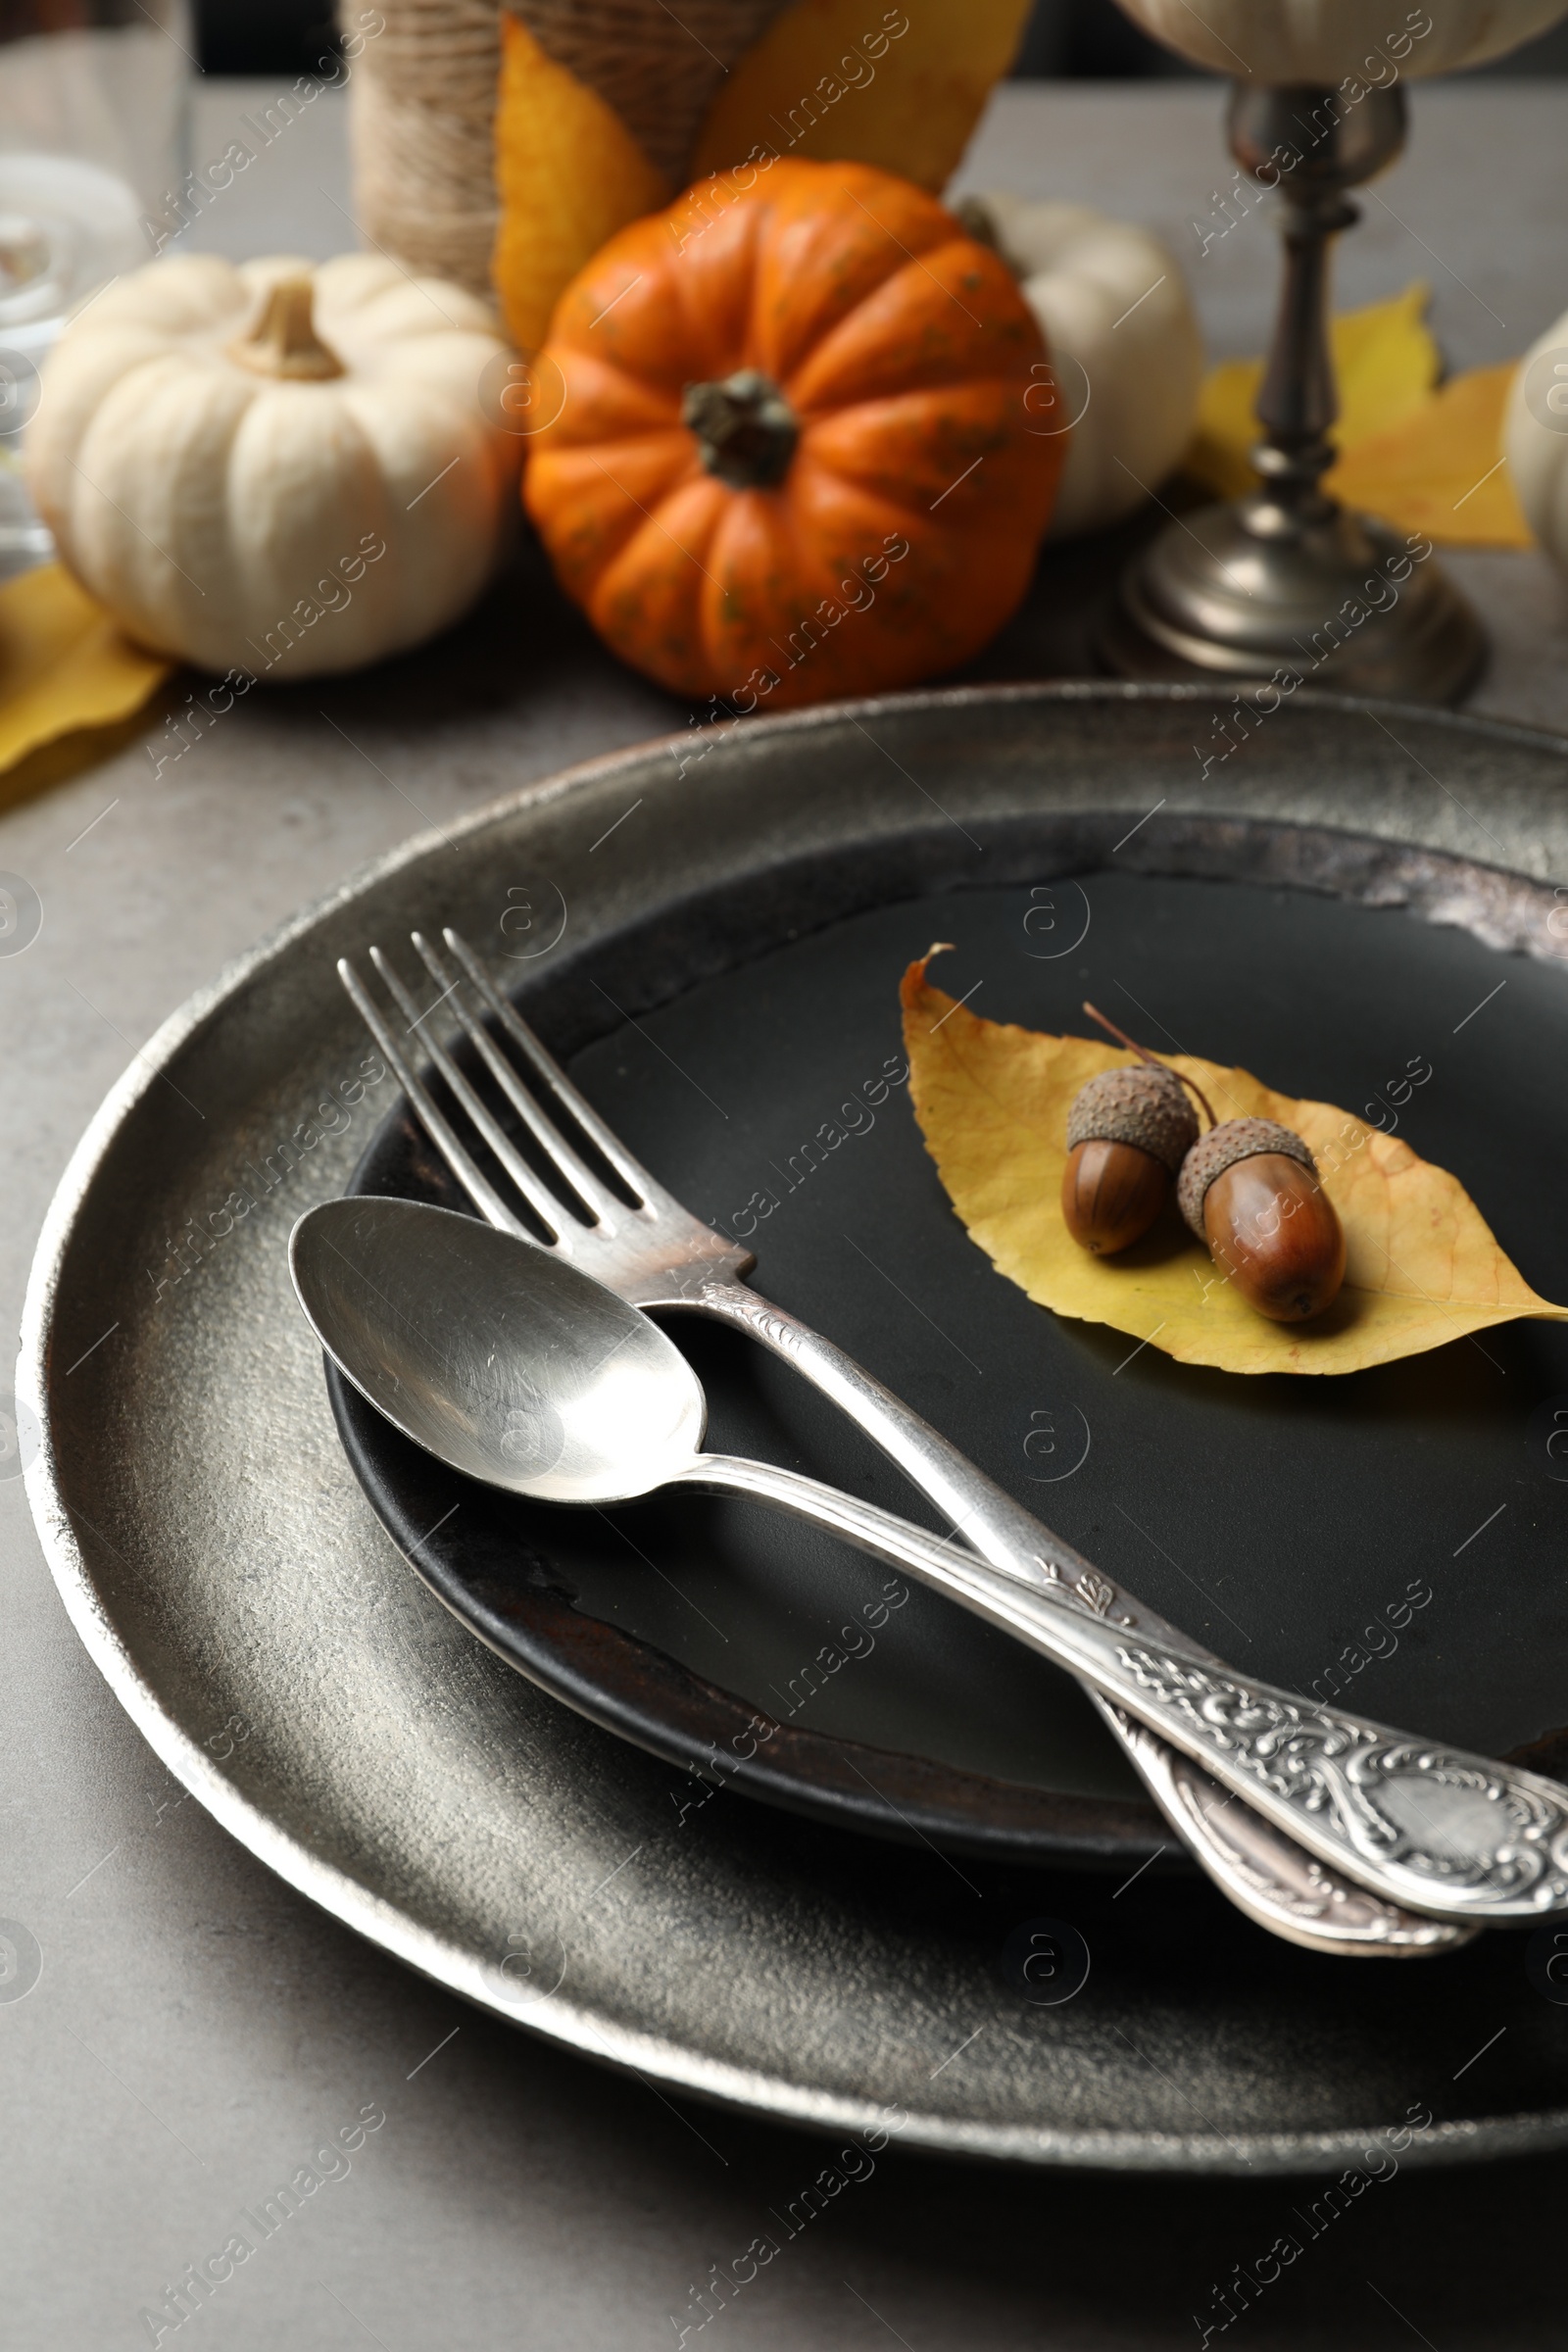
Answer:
[{"xmin": 194, "ymin": 0, "xmax": 1568, "ymax": 75}]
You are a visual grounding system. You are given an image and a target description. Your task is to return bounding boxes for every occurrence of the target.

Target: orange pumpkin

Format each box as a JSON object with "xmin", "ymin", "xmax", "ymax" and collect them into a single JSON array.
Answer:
[{"xmin": 523, "ymin": 159, "xmax": 1064, "ymax": 710}]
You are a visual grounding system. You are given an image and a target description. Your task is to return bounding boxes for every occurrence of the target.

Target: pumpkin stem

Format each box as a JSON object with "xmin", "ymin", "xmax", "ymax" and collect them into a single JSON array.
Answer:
[
  {"xmin": 229, "ymin": 274, "xmax": 346, "ymax": 382},
  {"xmin": 682, "ymin": 369, "xmax": 798, "ymax": 491},
  {"xmin": 951, "ymin": 195, "xmax": 1002, "ymax": 253}
]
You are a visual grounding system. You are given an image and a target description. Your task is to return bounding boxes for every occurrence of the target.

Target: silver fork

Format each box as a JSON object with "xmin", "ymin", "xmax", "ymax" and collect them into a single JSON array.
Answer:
[{"xmin": 339, "ymin": 927, "xmax": 1469, "ymax": 1956}]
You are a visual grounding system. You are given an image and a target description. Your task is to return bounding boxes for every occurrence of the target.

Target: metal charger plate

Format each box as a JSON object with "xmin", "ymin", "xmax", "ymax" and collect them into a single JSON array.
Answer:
[{"xmin": 22, "ymin": 684, "xmax": 1568, "ymax": 2173}]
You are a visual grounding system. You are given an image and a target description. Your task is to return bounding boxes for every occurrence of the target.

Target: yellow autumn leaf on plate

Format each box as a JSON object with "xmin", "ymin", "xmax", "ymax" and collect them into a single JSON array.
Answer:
[{"xmin": 901, "ymin": 953, "xmax": 1568, "ymax": 1377}]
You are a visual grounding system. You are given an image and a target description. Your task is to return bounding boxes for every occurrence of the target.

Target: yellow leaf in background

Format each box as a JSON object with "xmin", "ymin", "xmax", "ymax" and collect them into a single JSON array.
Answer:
[
  {"xmin": 901, "ymin": 953, "xmax": 1568, "ymax": 1378},
  {"xmin": 492, "ymin": 12, "xmax": 669, "ymax": 355},
  {"xmin": 0, "ymin": 559, "xmax": 170, "ymax": 791},
  {"xmin": 1180, "ymin": 284, "xmax": 1530, "ymax": 549},
  {"xmin": 690, "ymin": 0, "xmax": 1034, "ymax": 195},
  {"xmin": 1330, "ymin": 362, "xmax": 1531, "ymax": 549},
  {"xmin": 1325, "ymin": 282, "xmax": 1442, "ymax": 445},
  {"xmin": 1186, "ymin": 283, "xmax": 1438, "ymax": 503}
]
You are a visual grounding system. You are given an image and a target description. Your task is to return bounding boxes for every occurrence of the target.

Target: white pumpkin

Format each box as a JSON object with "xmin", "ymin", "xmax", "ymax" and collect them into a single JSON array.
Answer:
[
  {"xmin": 1505, "ymin": 309, "xmax": 1568, "ymax": 572},
  {"xmin": 964, "ymin": 196, "xmax": 1204, "ymax": 541},
  {"xmin": 27, "ymin": 252, "xmax": 521, "ymax": 678},
  {"xmin": 1111, "ymin": 0, "xmax": 1568, "ymax": 81}
]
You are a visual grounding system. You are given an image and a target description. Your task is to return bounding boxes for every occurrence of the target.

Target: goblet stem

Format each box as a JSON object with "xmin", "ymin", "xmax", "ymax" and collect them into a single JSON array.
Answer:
[
  {"xmin": 1233, "ymin": 82, "xmax": 1404, "ymax": 528},
  {"xmin": 1253, "ymin": 191, "xmax": 1354, "ymax": 520}
]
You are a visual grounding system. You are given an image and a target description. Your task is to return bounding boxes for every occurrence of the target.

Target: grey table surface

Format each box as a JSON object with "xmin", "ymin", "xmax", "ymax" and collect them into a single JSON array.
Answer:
[{"xmin": 7, "ymin": 72, "xmax": 1568, "ymax": 2352}]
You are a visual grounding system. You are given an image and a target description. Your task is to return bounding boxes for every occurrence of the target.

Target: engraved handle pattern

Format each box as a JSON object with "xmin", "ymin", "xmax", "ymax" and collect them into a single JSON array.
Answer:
[
  {"xmin": 1109, "ymin": 1709, "xmax": 1474, "ymax": 1954},
  {"xmin": 1113, "ymin": 1644, "xmax": 1568, "ymax": 1920}
]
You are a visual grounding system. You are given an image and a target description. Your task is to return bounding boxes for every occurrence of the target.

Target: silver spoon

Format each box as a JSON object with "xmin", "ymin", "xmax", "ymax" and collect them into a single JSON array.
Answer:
[{"xmin": 289, "ymin": 1195, "xmax": 1568, "ymax": 1932}]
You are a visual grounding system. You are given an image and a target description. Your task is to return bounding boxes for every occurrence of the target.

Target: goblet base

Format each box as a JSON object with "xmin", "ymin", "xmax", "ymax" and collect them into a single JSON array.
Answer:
[{"xmin": 1097, "ymin": 495, "xmax": 1487, "ymax": 707}]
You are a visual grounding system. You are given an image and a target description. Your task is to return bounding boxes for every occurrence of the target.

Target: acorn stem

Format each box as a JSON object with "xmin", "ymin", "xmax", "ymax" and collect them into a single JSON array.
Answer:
[{"xmin": 1082, "ymin": 1000, "xmax": 1217, "ymax": 1130}]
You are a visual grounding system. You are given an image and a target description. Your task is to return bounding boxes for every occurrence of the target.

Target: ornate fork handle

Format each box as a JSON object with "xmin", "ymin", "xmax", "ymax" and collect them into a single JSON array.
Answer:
[
  {"xmin": 691, "ymin": 1448, "xmax": 1568, "ymax": 1929},
  {"xmin": 696, "ymin": 1289, "xmax": 1533, "ymax": 1929},
  {"xmin": 1093, "ymin": 1645, "xmax": 1568, "ymax": 1924},
  {"xmin": 695, "ymin": 1439, "xmax": 1568, "ymax": 1929},
  {"xmin": 688, "ymin": 1277, "xmax": 1195, "ymax": 1644},
  {"xmin": 1109, "ymin": 1712, "xmax": 1462, "ymax": 1953}
]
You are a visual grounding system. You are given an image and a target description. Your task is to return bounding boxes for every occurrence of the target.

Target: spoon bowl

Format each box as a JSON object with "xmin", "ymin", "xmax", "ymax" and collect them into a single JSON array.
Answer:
[{"xmin": 289, "ymin": 1195, "xmax": 705, "ymax": 1504}]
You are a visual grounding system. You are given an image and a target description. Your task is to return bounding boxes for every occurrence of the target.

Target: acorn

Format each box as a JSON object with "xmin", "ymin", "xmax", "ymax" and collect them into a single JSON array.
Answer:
[
  {"xmin": 1060, "ymin": 1004, "xmax": 1204, "ymax": 1253},
  {"xmin": 1177, "ymin": 1118, "xmax": 1347, "ymax": 1323}
]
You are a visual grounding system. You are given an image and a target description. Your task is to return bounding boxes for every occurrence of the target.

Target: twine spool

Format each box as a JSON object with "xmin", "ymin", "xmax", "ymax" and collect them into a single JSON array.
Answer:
[
  {"xmin": 345, "ymin": 0, "xmax": 503, "ymax": 298},
  {"xmin": 345, "ymin": 0, "xmax": 794, "ymax": 299},
  {"xmin": 514, "ymin": 0, "xmax": 788, "ymax": 183}
]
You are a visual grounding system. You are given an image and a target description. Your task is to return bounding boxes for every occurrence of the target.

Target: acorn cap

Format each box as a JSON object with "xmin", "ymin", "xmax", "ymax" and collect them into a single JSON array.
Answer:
[
  {"xmin": 1066, "ymin": 1063, "xmax": 1200, "ymax": 1177},
  {"xmin": 1177, "ymin": 1117, "xmax": 1317, "ymax": 1237}
]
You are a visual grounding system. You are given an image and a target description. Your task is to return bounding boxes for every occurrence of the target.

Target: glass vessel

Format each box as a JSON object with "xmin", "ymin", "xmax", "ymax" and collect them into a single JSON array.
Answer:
[{"xmin": 0, "ymin": 0, "xmax": 192, "ymax": 570}]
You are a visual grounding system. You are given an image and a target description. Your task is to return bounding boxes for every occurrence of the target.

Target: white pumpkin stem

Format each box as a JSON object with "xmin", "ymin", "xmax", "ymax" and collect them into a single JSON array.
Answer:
[{"xmin": 229, "ymin": 275, "xmax": 346, "ymax": 382}]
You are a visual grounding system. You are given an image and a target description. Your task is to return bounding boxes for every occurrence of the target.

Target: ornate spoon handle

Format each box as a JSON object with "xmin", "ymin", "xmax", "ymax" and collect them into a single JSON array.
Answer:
[
  {"xmin": 1109, "ymin": 1709, "xmax": 1470, "ymax": 1954},
  {"xmin": 684, "ymin": 1446, "xmax": 1568, "ymax": 1931},
  {"xmin": 689, "ymin": 1278, "xmax": 1473, "ymax": 1951}
]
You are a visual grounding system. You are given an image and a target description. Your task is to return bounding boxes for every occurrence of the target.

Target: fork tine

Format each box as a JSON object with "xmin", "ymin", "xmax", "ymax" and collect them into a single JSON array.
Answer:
[
  {"xmin": 366, "ymin": 946, "xmax": 583, "ymax": 1245},
  {"xmin": 408, "ymin": 930, "xmax": 621, "ymax": 1228},
  {"xmin": 337, "ymin": 956, "xmax": 531, "ymax": 1239},
  {"xmin": 442, "ymin": 928, "xmax": 663, "ymax": 1207}
]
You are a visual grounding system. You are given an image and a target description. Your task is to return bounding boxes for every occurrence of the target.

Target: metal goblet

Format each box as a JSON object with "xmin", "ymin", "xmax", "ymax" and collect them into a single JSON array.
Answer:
[{"xmin": 1099, "ymin": 82, "xmax": 1486, "ymax": 704}]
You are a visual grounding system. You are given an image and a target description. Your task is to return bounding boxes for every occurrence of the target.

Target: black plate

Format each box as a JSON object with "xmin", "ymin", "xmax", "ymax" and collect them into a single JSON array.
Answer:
[{"xmin": 333, "ymin": 819, "xmax": 1568, "ymax": 1866}]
